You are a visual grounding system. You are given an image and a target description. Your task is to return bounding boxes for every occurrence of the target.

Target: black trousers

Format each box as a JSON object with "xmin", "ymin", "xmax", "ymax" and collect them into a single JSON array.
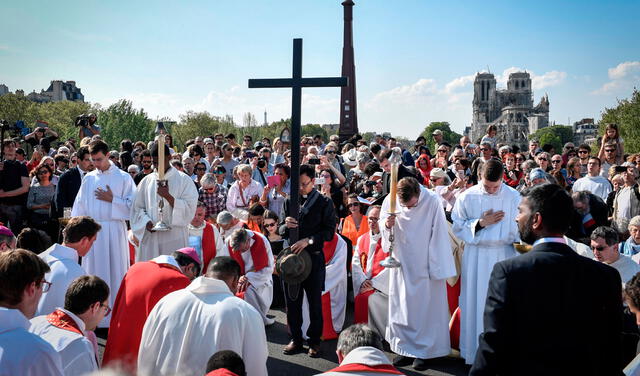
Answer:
[{"xmin": 284, "ymin": 250, "xmax": 326, "ymax": 345}]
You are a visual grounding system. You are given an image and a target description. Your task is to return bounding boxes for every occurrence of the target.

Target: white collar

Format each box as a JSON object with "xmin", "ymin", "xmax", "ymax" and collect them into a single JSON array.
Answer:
[
  {"xmin": 533, "ymin": 237, "xmax": 567, "ymax": 247},
  {"xmin": 151, "ymin": 255, "xmax": 181, "ymax": 270},
  {"xmin": 186, "ymin": 276, "xmax": 233, "ymax": 295},
  {"xmin": 340, "ymin": 346, "xmax": 393, "ymax": 367},
  {"xmin": 47, "ymin": 243, "xmax": 79, "ymax": 261},
  {"xmin": 56, "ymin": 307, "xmax": 86, "ymax": 334},
  {"xmin": 0, "ymin": 307, "xmax": 30, "ymax": 334}
]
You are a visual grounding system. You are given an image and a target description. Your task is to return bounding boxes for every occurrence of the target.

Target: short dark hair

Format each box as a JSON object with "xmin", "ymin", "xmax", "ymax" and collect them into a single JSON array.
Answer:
[
  {"xmin": 63, "ymin": 216, "xmax": 102, "ymax": 244},
  {"xmin": 590, "ymin": 226, "xmax": 619, "ymax": 246},
  {"xmin": 150, "ymin": 141, "xmax": 170, "ymax": 157},
  {"xmin": 121, "ymin": 139, "xmax": 133, "ymax": 153},
  {"xmin": 16, "ymin": 228, "xmax": 52, "ymax": 255},
  {"xmin": 578, "ymin": 144, "xmax": 591, "ymax": 153},
  {"xmin": 0, "ymin": 249, "xmax": 50, "ymax": 306},
  {"xmin": 482, "ymin": 159, "xmax": 504, "ymax": 182},
  {"xmin": 588, "ymin": 156, "xmax": 601, "ymax": 166},
  {"xmin": 141, "ymin": 149, "xmax": 152, "ymax": 159},
  {"xmin": 299, "ymin": 164, "xmax": 315, "ymax": 180},
  {"xmin": 274, "ymin": 163, "xmax": 290, "ymax": 177},
  {"xmin": 363, "ymin": 162, "xmax": 382, "ymax": 177},
  {"xmin": 64, "ymin": 275, "xmax": 109, "ymax": 315},
  {"xmin": 225, "ymin": 133, "xmax": 236, "ymax": 140},
  {"xmin": 88, "ymin": 140, "xmax": 109, "ymax": 156},
  {"xmin": 521, "ymin": 184, "xmax": 573, "ymax": 234},
  {"xmin": 370, "ymin": 144, "xmax": 382, "ymax": 155},
  {"xmin": 206, "ymin": 256, "xmax": 241, "ymax": 280},
  {"xmin": 625, "ymin": 273, "xmax": 640, "ymax": 311},
  {"xmin": 248, "ymin": 203, "xmax": 265, "ymax": 217},
  {"xmin": 397, "ymin": 177, "xmax": 421, "ymax": 203},
  {"xmin": 172, "ymin": 251, "xmax": 201, "ymax": 276},
  {"xmin": 206, "ymin": 350, "xmax": 246, "ymax": 376},
  {"xmin": 76, "ymin": 146, "xmax": 90, "ymax": 161}
]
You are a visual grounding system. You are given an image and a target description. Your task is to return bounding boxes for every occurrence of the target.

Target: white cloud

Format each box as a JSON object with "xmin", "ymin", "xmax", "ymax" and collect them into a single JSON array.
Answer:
[
  {"xmin": 0, "ymin": 45, "xmax": 8, "ymax": 51},
  {"xmin": 532, "ymin": 71, "xmax": 567, "ymax": 90},
  {"xmin": 369, "ymin": 78, "xmax": 438, "ymax": 106},
  {"xmin": 592, "ymin": 61, "xmax": 640, "ymax": 95}
]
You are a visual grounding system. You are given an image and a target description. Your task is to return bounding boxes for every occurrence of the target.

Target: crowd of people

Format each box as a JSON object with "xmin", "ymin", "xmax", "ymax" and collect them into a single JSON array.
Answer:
[{"xmin": 1, "ymin": 119, "xmax": 640, "ymax": 376}]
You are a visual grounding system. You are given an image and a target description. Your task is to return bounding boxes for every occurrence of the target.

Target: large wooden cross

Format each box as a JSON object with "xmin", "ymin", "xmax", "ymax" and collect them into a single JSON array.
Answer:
[{"xmin": 249, "ymin": 38, "xmax": 347, "ymax": 242}]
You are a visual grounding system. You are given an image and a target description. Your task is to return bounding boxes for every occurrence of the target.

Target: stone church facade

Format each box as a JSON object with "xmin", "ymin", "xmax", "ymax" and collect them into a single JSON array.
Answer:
[{"xmin": 469, "ymin": 72, "xmax": 549, "ymax": 149}]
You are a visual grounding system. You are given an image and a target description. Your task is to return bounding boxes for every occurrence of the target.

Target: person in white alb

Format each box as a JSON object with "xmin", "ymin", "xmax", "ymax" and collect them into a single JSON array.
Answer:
[
  {"xmin": 0, "ymin": 249, "xmax": 64, "ymax": 375},
  {"xmin": 591, "ymin": 226, "xmax": 640, "ymax": 285},
  {"xmin": 71, "ymin": 140, "xmax": 135, "ymax": 327},
  {"xmin": 138, "ymin": 256, "xmax": 268, "ymax": 376},
  {"xmin": 30, "ymin": 275, "xmax": 110, "ymax": 376},
  {"xmin": 219, "ymin": 228, "xmax": 275, "ymax": 325},
  {"xmin": 452, "ymin": 159, "xmax": 521, "ymax": 364},
  {"xmin": 37, "ymin": 216, "xmax": 101, "ymax": 316},
  {"xmin": 571, "ymin": 156, "xmax": 612, "ymax": 202}
]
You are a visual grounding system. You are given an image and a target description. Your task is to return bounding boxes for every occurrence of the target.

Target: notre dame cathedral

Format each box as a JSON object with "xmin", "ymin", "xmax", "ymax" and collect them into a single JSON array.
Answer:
[{"xmin": 468, "ymin": 71, "xmax": 549, "ymax": 149}]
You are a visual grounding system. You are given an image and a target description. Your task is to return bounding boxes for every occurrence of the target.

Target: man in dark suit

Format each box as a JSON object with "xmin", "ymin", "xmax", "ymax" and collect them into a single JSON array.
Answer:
[
  {"xmin": 471, "ymin": 183, "xmax": 623, "ymax": 376},
  {"xmin": 52, "ymin": 146, "xmax": 94, "ymax": 218},
  {"xmin": 380, "ymin": 149, "xmax": 416, "ymax": 195}
]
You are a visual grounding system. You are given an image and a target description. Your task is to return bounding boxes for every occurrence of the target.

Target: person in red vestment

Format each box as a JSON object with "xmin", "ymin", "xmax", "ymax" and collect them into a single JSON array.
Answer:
[
  {"xmin": 189, "ymin": 202, "xmax": 226, "ymax": 274},
  {"xmin": 101, "ymin": 248, "xmax": 201, "ymax": 371}
]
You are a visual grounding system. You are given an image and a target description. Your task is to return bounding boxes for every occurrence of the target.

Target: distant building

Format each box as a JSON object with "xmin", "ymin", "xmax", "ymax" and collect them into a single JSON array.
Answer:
[
  {"xmin": 469, "ymin": 71, "xmax": 549, "ymax": 149},
  {"xmin": 0, "ymin": 80, "xmax": 84, "ymax": 103},
  {"xmin": 573, "ymin": 118, "xmax": 598, "ymax": 145}
]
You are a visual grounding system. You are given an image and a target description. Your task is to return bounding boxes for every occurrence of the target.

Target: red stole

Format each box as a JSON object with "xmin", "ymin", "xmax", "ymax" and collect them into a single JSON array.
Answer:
[
  {"xmin": 323, "ymin": 233, "xmax": 339, "ymax": 264},
  {"xmin": 202, "ymin": 223, "xmax": 217, "ymax": 275},
  {"xmin": 354, "ymin": 233, "xmax": 386, "ymax": 324},
  {"xmin": 320, "ymin": 234, "xmax": 340, "ymax": 340},
  {"xmin": 327, "ymin": 363, "xmax": 403, "ymax": 375},
  {"xmin": 230, "ymin": 232, "xmax": 269, "ymax": 299},
  {"xmin": 47, "ymin": 309, "xmax": 83, "ymax": 336}
]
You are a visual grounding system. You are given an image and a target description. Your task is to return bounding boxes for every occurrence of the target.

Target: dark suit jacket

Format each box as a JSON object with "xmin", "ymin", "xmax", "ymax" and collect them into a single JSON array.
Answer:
[
  {"xmin": 471, "ymin": 242, "xmax": 624, "ymax": 376},
  {"xmin": 382, "ymin": 164, "xmax": 416, "ymax": 195},
  {"xmin": 52, "ymin": 167, "xmax": 82, "ymax": 218}
]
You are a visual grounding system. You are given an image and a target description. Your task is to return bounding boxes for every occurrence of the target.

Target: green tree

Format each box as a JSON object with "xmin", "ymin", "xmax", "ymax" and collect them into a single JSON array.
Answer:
[
  {"xmin": 419, "ymin": 121, "xmax": 463, "ymax": 153},
  {"xmin": 600, "ymin": 89, "xmax": 640, "ymax": 154},
  {"xmin": 529, "ymin": 125, "xmax": 574, "ymax": 153},
  {"xmin": 98, "ymin": 100, "xmax": 154, "ymax": 149},
  {"xmin": 301, "ymin": 124, "xmax": 327, "ymax": 141}
]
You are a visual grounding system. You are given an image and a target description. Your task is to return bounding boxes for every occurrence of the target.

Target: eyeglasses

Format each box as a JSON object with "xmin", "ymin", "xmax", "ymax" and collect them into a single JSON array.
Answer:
[
  {"xmin": 480, "ymin": 148, "xmax": 488, "ymax": 151},
  {"xmin": 195, "ymin": 167, "xmax": 206, "ymax": 171},
  {"xmin": 368, "ymin": 217, "xmax": 379, "ymax": 222},
  {"xmin": 41, "ymin": 280, "xmax": 52, "ymax": 293},
  {"xmin": 438, "ymin": 149, "xmax": 447, "ymax": 153},
  {"xmin": 204, "ymin": 187, "xmax": 216, "ymax": 192},
  {"xmin": 578, "ymin": 150, "xmax": 588, "ymax": 154},
  {"xmin": 225, "ymin": 148, "xmax": 233, "ymax": 152},
  {"xmin": 325, "ymin": 150, "xmax": 336, "ymax": 154},
  {"xmin": 264, "ymin": 223, "xmax": 277, "ymax": 228},
  {"xmin": 537, "ymin": 158, "xmax": 548, "ymax": 161},
  {"xmin": 37, "ymin": 170, "xmax": 49, "ymax": 175},
  {"xmin": 348, "ymin": 202, "xmax": 360, "ymax": 208},
  {"xmin": 551, "ymin": 160, "xmax": 562, "ymax": 163},
  {"xmin": 516, "ymin": 157, "xmax": 524, "ymax": 161},
  {"xmin": 101, "ymin": 303, "xmax": 112, "ymax": 316},
  {"xmin": 605, "ymin": 149, "xmax": 615, "ymax": 153},
  {"xmin": 591, "ymin": 246, "xmax": 607, "ymax": 251}
]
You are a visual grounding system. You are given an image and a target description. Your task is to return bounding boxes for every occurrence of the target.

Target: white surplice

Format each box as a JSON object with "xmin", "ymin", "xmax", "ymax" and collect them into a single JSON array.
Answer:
[
  {"xmin": 379, "ymin": 186, "xmax": 457, "ymax": 359},
  {"xmin": 315, "ymin": 346, "xmax": 399, "ymax": 376},
  {"xmin": 0, "ymin": 308, "xmax": 64, "ymax": 376},
  {"xmin": 72, "ymin": 161, "xmax": 135, "ymax": 327},
  {"xmin": 218, "ymin": 231, "xmax": 275, "ymax": 324},
  {"xmin": 131, "ymin": 166, "xmax": 199, "ymax": 262},
  {"xmin": 37, "ymin": 244, "xmax": 86, "ymax": 317},
  {"xmin": 30, "ymin": 308, "xmax": 98, "ymax": 376},
  {"xmin": 138, "ymin": 277, "xmax": 268, "ymax": 376},
  {"xmin": 302, "ymin": 234, "xmax": 348, "ymax": 336},
  {"xmin": 451, "ymin": 182, "xmax": 521, "ymax": 364}
]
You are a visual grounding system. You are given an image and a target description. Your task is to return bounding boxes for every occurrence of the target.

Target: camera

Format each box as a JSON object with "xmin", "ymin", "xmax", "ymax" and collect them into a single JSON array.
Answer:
[
  {"xmin": 257, "ymin": 157, "xmax": 267, "ymax": 169},
  {"xmin": 365, "ymin": 180, "xmax": 376, "ymax": 187},
  {"xmin": 75, "ymin": 114, "xmax": 90, "ymax": 127},
  {"xmin": 308, "ymin": 158, "xmax": 321, "ymax": 165}
]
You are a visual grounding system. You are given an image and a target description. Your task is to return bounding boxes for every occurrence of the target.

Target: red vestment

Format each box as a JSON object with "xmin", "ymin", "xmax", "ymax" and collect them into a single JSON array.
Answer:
[
  {"xmin": 321, "ymin": 234, "xmax": 340, "ymax": 340},
  {"xmin": 202, "ymin": 222, "xmax": 217, "ymax": 274},
  {"xmin": 229, "ymin": 231, "xmax": 269, "ymax": 299},
  {"xmin": 102, "ymin": 260, "xmax": 190, "ymax": 371},
  {"xmin": 353, "ymin": 233, "xmax": 386, "ymax": 324}
]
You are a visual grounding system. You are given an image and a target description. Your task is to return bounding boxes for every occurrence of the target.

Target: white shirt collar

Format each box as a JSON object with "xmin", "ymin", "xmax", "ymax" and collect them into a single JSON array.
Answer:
[
  {"xmin": 533, "ymin": 237, "xmax": 567, "ymax": 247},
  {"xmin": 56, "ymin": 307, "xmax": 86, "ymax": 334},
  {"xmin": 339, "ymin": 346, "xmax": 393, "ymax": 367},
  {"xmin": 47, "ymin": 243, "xmax": 79, "ymax": 261},
  {"xmin": 151, "ymin": 255, "xmax": 181, "ymax": 270},
  {"xmin": 186, "ymin": 276, "xmax": 233, "ymax": 295}
]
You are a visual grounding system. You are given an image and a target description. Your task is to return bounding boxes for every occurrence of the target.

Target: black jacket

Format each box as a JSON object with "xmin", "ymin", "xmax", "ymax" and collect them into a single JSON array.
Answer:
[
  {"xmin": 52, "ymin": 167, "xmax": 82, "ymax": 218},
  {"xmin": 471, "ymin": 241, "xmax": 623, "ymax": 376},
  {"xmin": 279, "ymin": 189, "xmax": 336, "ymax": 254}
]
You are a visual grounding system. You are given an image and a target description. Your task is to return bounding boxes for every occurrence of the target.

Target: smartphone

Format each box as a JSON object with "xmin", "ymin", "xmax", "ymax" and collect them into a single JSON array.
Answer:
[
  {"xmin": 308, "ymin": 158, "xmax": 321, "ymax": 165},
  {"xmin": 315, "ymin": 177, "xmax": 326, "ymax": 185}
]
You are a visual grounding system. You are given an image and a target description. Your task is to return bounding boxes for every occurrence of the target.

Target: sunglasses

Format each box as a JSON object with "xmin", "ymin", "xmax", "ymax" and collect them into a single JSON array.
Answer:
[
  {"xmin": 591, "ymin": 246, "xmax": 607, "ymax": 251},
  {"xmin": 516, "ymin": 157, "xmax": 525, "ymax": 161},
  {"xmin": 325, "ymin": 150, "xmax": 336, "ymax": 154},
  {"xmin": 264, "ymin": 223, "xmax": 277, "ymax": 228},
  {"xmin": 551, "ymin": 160, "xmax": 562, "ymax": 163},
  {"xmin": 195, "ymin": 167, "xmax": 206, "ymax": 171},
  {"xmin": 605, "ymin": 149, "xmax": 615, "ymax": 153},
  {"xmin": 348, "ymin": 202, "xmax": 360, "ymax": 208},
  {"xmin": 368, "ymin": 217, "xmax": 379, "ymax": 222},
  {"xmin": 538, "ymin": 158, "xmax": 547, "ymax": 161},
  {"xmin": 438, "ymin": 149, "xmax": 447, "ymax": 153},
  {"xmin": 578, "ymin": 150, "xmax": 588, "ymax": 154},
  {"xmin": 480, "ymin": 148, "xmax": 489, "ymax": 151}
]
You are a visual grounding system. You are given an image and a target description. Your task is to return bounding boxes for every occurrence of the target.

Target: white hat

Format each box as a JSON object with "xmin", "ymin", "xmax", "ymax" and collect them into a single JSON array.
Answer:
[{"xmin": 342, "ymin": 149, "xmax": 358, "ymax": 167}]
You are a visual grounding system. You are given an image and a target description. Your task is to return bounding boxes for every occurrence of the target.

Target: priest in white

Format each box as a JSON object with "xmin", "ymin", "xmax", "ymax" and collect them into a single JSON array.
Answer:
[
  {"xmin": 351, "ymin": 205, "xmax": 390, "ymax": 340},
  {"xmin": 379, "ymin": 176, "xmax": 456, "ymax": 370},
  {"xmin": 302, "ymin": 232, "xmax": 348, "ymax": 340},
  {"xmin": 131, "ymin": 142, "xmax": 199, "ymax": 261},
  {"xmin": 452, "ymin": 159, "xmax": 521, "ymax": 364},
  {"xmin": 37, "ymin": 216, "xmax": 101, "ymax": 316},
  {"xmin": 218, "ymin": 228, "xmax": 275, "ymax": 325},
  {"xmin": 30, "ymin": 275, "xmax": 110, "ymax": 376},
  {"xmin": 138, "ymin": 256, "xmax": 268, "ymax": 376},
  {"xmin": 71, "ymin": 140, "xmax": 135, "ymax": 327}
]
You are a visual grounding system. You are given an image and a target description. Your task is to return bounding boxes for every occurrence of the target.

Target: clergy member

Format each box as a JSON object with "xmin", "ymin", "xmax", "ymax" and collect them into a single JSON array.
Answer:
[
  {"xmin": 37, "ymin": 216, "xmax": 101, "ymax": 316},
  {"xmin": 131, "ymin": 142, "xmax": 199, "ymax": 261},
  {"xmin": 379, "ymin": 176, "xmax": 456, "ymax": 371},
  {"xmin": 302, "ymin": 231, "xmax": 348, "ymax": 340},
  {"xmin": 220, "ymin": 228, "xmax": 275, "ymax": 326},
  {"xmin": 30, "ymin": 275, "xmax": 110, "ymax": 376},
  {"xmin": 71, "ymin": 140, "xmax": 135, "ymax": 327},
  {"xmin": 102, "ymin": 248, "xmax": 199, "ymax": 371},
  {"xmin": 452, "ymin": 159, "xmax": 521, "ymax": 364},
  {"xmin": 138, "ymin": 256, "xmax": 268, "ymax": 376},
  {"xmin": 351, "ymin": 205, "xmax": 389, "ymax": 339},
  {"xmin": 189, "ymin": 201, "xmax": 226, "ymax": 273}
]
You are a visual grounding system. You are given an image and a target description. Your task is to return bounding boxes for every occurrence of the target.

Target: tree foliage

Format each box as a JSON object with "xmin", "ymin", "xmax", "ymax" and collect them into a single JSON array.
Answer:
[
  {"xmin": 600, "ymin": 89, "xmax": 640, "ymax": 154},
  {"xmin": 419, "ymin": 121, "xmax": 463, "ymax": 152},
  {"xmin": 98, "ymin": 100, "xmax": 155, "ymax": 149},
  {"xmin": 529, "ymin": 125, "xmax": 574, "ymax": 153}
]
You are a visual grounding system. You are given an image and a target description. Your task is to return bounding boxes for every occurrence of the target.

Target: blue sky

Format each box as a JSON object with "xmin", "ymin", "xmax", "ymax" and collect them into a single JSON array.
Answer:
[{"xmin": 1, "ymin": 0, "xmax": 639, "ymax": 138}]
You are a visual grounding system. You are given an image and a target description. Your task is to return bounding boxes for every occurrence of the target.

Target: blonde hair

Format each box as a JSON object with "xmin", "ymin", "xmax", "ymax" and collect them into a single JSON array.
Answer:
[{"xmin": 236, "ymin": 164, "xmax": 252, "ymax": 175}]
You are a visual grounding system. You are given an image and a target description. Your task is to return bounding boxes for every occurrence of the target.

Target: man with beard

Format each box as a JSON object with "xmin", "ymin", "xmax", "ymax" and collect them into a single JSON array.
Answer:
[{"xmin": 471, "ymin": 184, "xmax": 623, "ymax": 375}]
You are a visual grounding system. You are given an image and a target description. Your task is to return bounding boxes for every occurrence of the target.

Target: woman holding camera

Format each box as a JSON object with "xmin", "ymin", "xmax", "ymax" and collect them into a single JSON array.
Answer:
[
  {"xmin": 259, "ymin": 163, "xmax": 290, "ymax": 218},
  {"xmin": 26, "ymin": 164, "xmax": 57, "ymax": 240},
  {"xmin": 226, "ymin": 164, "xmax": 262, "ymax": 215}
]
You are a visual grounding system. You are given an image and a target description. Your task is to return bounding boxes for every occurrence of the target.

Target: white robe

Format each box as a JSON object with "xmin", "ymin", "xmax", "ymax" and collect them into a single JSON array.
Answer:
[
  {"xmin": 379, "ymin": 186, "xmax": 457, "ymax": 359},
  {"xmin": 302, "ymin": 234, "xmax": 348, "ymax": 337},
  {"xmin": 131, "ymin": 166, "xmax": 199, "ymax": 262},
  {"xmin": 30, "ymin": 309, "xmax": 98, "ymax": 376},
  {"xmin": 37, "ymin": 244, "xmax": 86, "ymax": 317},
  {"xmin": 218, "ymin": 231, "xmax": 275, "ymax": 324},
  {"xmin": 316, "ymin": 346, "xmax": 399, "ymax": 376},
  {"xmin": 0, "ymin": 308, "xmax": 64, "ymax": 376},
  {"xmin": 138, "ymin": 277, "xmax": 268, "ymax": 376},
  {"xmin": 451, "ymin": 182, "xmax": 521, "ymax": 364},
  {"xmin": 72, "ymin": 161, "xmax": 135, "ymax": 327}
]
